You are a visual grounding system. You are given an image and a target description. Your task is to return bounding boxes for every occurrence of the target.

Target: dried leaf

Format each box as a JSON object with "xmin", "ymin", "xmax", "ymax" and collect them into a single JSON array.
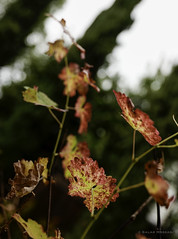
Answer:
[
  {"xmin": 13, "ymin": 213, "xmax": 64, "ymax": 239},
  {"xmin": 79, "ymin": 63, "xmax": 100, "ymax": 93},
  {"xmin": 75, "ymin": 96, "xmax": 92, "ymax": 134},
  {"xmin": 38, "ymin": 157, "xmax": 48, "ymax": 184},
  {"xmin": 6, "ymin": 159, "xmax": 48, "ymax": 199},
  {"xmin": 58, "ymin": 63, "xmax": 99, "ymax": 97},
  {"xmin": 60, "ymin": 18, "xmax": 66, "ymax": 27},
  {"xmin": 68, "ymin": 157, "xmax": 119, "ymax": 213},
  {"xmin": 46, "ymin": 40, "xmax": 68, "ymax": 63},
  {"xmin": 113, "ymin": 90, "xmax": 161, "ymax": 145},
  {"xmin": 59, "ymin": 135, "xmax": 90, "ymax": 178},
  {"xmin": 144, "ymin": 161, "xmax": 174, "ymax": 208}
]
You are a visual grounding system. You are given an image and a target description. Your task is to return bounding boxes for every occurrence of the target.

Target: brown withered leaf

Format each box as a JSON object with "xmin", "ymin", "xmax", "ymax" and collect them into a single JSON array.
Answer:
[
  {"xmin": 6, "ymin": 159, "xmax": 47, "ymax": 199},
  {"xmin": 144, "ymin": 160, "xmax": 174, "ymax": 208},
  {"xmin": 46, "ymin": 40, "xmax": 68, "ymax": 63}
]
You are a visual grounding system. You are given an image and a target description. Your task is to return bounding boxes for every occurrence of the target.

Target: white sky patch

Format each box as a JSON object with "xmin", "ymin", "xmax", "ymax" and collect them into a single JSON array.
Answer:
[
  {"xmin": 1, "ymin": 0, "xmax": 178, "ymax": 92},
  {"xmin": 108, "ymin": 0, "xmax": 178, "ymax": 90},
  {"xmin": 45, "ymin": 0, "xmax": 115, "ymax": 42}
]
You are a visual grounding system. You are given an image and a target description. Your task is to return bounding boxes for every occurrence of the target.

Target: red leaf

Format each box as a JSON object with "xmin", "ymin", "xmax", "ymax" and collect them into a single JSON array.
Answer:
[
  {"xmin": 113, "ymin": 90, "xmax": 161, "ymax": 145},
  {"xmin": 58, "ymin": 63, "xmax": 81, "ymax": 97},
  {"xmin": 68, "ymin": 157, "xmax": 119, "ymax": 213},
  {"xmin": 75, "ymin": 96, "xmax": 92, "ymax": 134},
  {"xmin": 59, "ymin": 134, "xmax": 90, "ymax": 178},
  {"xmin": 58, "ymin": 63, "xmax": 100, "ymax": 97},
  {"xmin": 144, "ymin": 160, "xmax": 174, "ymax": 208}
]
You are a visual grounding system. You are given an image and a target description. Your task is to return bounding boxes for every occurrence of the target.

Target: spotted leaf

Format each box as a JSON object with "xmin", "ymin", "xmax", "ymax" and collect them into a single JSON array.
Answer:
[
  {"xmin": 68, "ymin": 157, "xmax": 119, "ymax": 213},
  {"xmin": 113, "ymin": 90, "xmax": 161, "ymax": 145}
]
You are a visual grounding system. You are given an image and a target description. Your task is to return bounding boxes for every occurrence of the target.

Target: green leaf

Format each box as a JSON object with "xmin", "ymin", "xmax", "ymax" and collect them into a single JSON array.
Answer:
[
  {"xmin": 13, "ymin": 213, "xmax": 51, "ymax": 239},
  {"xmin": 22, "ymin": 86, "xmax": 62, "ymax": 111}
]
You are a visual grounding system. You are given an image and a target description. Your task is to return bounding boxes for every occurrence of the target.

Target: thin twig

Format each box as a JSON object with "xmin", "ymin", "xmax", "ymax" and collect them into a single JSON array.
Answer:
[
  {"xmin": 49, "ymin": 108, "xmax": 61, "ymax": 126},
  {"xmin": 119, "ymin": 182, "xmax": 145, "ymax": 193},
  {"xmin": 108, "ymin": 196, "xmax": 153, "ymax": 239},
  {"xmin": 173, "ymin": 115, "xmax": 178, "ymax": 127},
  {"xmin": 46, "ymin": 176, "xmax": 53, "ymax": 235},
  {"xmin": 47, "ymin": 57, "xmax": 70, "ymax": 234},
  {"xmin": 45, "ymin": 13, "xmax": 86, "ymax": 59},
  {"xmin": 132, "ymin": 130, "xmax": 136, "ymax": 161}
]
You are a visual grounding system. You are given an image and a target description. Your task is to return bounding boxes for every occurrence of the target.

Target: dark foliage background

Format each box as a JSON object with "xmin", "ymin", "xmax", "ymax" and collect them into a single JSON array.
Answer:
[{"xmin": 0, "ymin": 0, "xmax": 177, "ymax": 238}]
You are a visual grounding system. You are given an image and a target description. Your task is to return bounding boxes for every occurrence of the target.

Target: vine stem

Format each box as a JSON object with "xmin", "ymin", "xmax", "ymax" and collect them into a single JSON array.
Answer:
[
  {"xmin": 48, "ymin": 93, "xmax": 70, "ymax": 175},
  {"xmin": 46, "ymin": 93, "xmax": 70, "ymax": 235},
  {"xmin": 80, "ymin": 131, "xmax": 178, "ymax": 239},
  {"xmin": 47, "ymin": 56, "xmax": 70, "ymax": 234},
  {"xmin": 132, "ymin": 130, "xmax": 136, "ymax": 161},
  {"xmin": 48, "ymin": 108, "xmax": 62, "ymax": 126},
  {"xmin": 119, "ymin": 182, "xmax": 145, "ymax": 193}
]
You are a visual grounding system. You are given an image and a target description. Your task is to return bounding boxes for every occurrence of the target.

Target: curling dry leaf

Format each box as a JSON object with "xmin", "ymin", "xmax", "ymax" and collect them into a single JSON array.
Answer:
[
  {"xmin": 38, "ymin": 157, "xmax": 48, "ymax": 184},
  {"xmin": 46, "ymin": 40, "xmax": 68, "ymax": 63},
  {"xmin": 13, "ymin": 213, "xmax": 64, "ymax": 239},
  {"xmin": 79, "ymin": 63, "xmax": 100, "ymax": 94},
  {"xmin": 144, "ymin": 160, "xmax": 174, "ymax": 208},
  {"xmin": 75, "ymin": 95, "xmax": 92, "ymax": 134},
  {"xmin": 22, "ymin": 86, "xmax": 64, "ymax": 111},
  {"xmin": 58, "ymin": 63, "xmax": 99, "ymax": 97},
  {"xmin": 59, "ymin": 135, "xmax": 90, "ymax": 178},
  {"xmin": 6, "ymin": 159, "xmax": 48, "ymax": 199},
  {"xmin": 68, "ymin": 157, "xmax": 119, "ymax": 213},
  {"xmin": 113, "ymin": 90, "xmax": 161, "ymax": 146}
]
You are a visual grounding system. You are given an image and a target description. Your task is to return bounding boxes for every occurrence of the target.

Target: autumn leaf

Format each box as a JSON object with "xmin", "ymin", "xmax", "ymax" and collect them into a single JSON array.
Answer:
[
  {"xmin": 68, "ymin": 157, "xmax": 119, "ymax": 213},
  {"xmin": 59, "ymin": 134, "xmax": 90, "ymax": 178},
  {"xmin": 144, "ymin": 160, "xmax": 174, "ymax": 208},
  {"xmin": 6, "ymin": 159, "xmax": 48, "ymax": 199},
  {"xmin": 79, "ymin": 63, "xmax": 100, "ymax": 93},
  {"xmin": 38, "ymin": 157, "xmax": 48, "ymax": 184},
  {"xmin": 58, "ymin": 63, "xmax": 99, "ymax": 97},
  {"xmin": 13, "ymin": 213, "xmax": 63, "ymax": 239},
  {"xmin": 58, "ymin": 63, "xmax": 81, "ymax": 96},
  {"xmin": 135, "ymin": 233, "xmax": 151, "ymax": 239},
  {"xmin": 113, "ymin": 90, "xmax": 161, "ymax": 146},
  {"xmin": 46, "ymin": 40, "xmax": 68, "ymax": 63},
  {"xmin": 75, "ymin": 95, "xmax": 92, "ymax": 134},
  {"xmin": 22, "ymin": 86, "xmax": 64, "ymax": 112}
]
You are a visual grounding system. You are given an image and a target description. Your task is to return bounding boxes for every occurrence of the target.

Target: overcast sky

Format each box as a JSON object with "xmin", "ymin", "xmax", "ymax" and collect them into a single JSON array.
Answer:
[{"xmin": 45, "ymin": 0, "xmax": 178, "ymax": 91}]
